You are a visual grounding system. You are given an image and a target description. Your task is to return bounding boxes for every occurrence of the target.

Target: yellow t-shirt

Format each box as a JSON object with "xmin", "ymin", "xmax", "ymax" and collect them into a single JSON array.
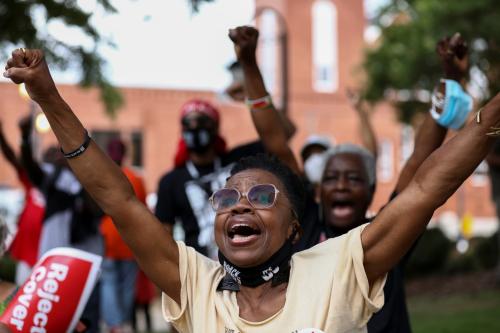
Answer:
[{"xmin": 162, "ymin": 224, "xmax": 386, "ymax": 333}]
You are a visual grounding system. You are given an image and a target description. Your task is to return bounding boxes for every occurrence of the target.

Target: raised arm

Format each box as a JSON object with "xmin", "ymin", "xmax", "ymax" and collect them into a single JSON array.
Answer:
[
  {"xmin": 17, "ymin": 115, "xmax": 46, "ymax": 186},
  {"xmin": 346, "ymin": 89, "xmax": 378, "ymax": 159},
  {"xmin": 3, "ymin": 49, "xmax": 181, "ymax": 304},
  {"xmin": 225, "ymin": 60, "xmax": 297, "ymax": 140},
  {"xmin": 362, "ymin": 93, "xmax": 500, "ymax": 283},
  {"xmin": 486, "ymin": 147, "xmax": 500, "ymax": 168},
  {"xmin": 394, "ymin": 33, "xmax": 469, "ymax": 193},
  {"xmin": 229, "ymin": 26, "xmax": 300, "ymax": 174},
  {"xmin": 0, "ymin": 119, "xmax": 22, "ymax": 171}
]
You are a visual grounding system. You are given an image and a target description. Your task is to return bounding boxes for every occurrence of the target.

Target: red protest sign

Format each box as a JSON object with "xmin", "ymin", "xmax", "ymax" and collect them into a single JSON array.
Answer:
[{"xmin": 0, "ymin": 248, "xmax": 102, "ymax": 333}]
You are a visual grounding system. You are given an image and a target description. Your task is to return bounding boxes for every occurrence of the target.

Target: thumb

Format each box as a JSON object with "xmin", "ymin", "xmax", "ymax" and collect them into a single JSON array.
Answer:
[{"xmin": 3, "ymin": 67, "xmax": 29, "ymax": 85}]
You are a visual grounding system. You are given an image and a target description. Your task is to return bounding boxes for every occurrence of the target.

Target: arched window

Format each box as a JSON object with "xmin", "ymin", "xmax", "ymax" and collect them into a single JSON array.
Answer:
[
  {"xmin": 312, "ymin": 0, "xmax": 338, "ymax": 92},
  {"xmin": 259, "ymin": 9, "xmax": 278, "ymax": 95}
]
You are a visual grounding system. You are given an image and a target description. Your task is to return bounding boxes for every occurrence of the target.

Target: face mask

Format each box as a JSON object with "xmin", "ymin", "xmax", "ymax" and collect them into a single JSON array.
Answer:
[
  {"xmin": 430, "ymin": 79, "xmax": 473, "ymax": 130},
  {"xmin": 182, "ymin": 128, "xmax": 215, "ymax": 153},
  {"xmin": 304, "ymin": 153, "xmax": 326, "ymax": 185},
  {"xmin": 217, "ymin": 230, "xmax": 297, "ymax": 289}
]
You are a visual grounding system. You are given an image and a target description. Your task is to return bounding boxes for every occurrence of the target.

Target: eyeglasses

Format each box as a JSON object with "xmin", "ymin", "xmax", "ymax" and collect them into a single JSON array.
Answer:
[{"xmin": 209, "ymin": 184, "xmax": 280, "ymax": 212}]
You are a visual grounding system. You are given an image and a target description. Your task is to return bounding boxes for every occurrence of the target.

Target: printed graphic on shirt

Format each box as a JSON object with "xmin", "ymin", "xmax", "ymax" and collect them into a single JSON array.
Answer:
[
  {"xmin": 184, "ymin": 164, "xmax": 232, "ymax": 258},
  {"xmin": 224, "ymin": 328, "xmax": 325, "ymax": 333}
]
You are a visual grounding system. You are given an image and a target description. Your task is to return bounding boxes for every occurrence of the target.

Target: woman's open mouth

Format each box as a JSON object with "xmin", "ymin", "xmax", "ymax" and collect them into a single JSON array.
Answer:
[
  {"xmin": 227, "ymin": 224, "xmax": 262, "ymax": 246},
  {"xmin": 331, "ymin": 200, "xmax": 355, "ymax": 219}
]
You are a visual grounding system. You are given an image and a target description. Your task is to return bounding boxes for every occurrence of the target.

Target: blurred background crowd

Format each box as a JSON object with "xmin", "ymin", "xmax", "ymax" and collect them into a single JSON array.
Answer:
[{"xmin": 0, "ymin": 0, "xmax": 499, "ymax": 332}]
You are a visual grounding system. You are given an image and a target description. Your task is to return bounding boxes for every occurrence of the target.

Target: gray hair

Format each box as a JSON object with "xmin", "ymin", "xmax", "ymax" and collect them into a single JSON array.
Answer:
[{"xmin": 319, "ymin": 143, "xmax": 377, "ymax": 187}]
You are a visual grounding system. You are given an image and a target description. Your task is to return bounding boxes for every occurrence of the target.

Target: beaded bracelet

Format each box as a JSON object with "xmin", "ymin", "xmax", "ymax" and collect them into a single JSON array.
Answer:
[{"xmin": 61, "ymin": 129, "xmax": 92, "ymax": 159}]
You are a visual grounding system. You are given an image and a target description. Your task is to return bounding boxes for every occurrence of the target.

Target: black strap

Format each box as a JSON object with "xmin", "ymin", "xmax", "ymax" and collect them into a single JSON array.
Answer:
[{"xmin": 61, "ymin": 130, "xmax": 91, "ymax": 159}]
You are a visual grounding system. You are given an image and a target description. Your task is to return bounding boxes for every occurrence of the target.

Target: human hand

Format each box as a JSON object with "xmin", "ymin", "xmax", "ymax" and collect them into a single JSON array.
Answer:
[
  {"xmin": 18, "ymin": 114, "xmax": 33, "ymax": 138},
  {"xmin": 3, "ymin": 49, "xmax": 60, "ymax": 104},
  {"xmin": 228, "ymin": 26, "xmax": 259, "ymax": 66},
  {"xmin": 436, "ymin": 33, "xmax": 469, "ymax": 81},
  {"xmin": 346, "ymin": 88, "xmax": 362, "ymax": 110}
]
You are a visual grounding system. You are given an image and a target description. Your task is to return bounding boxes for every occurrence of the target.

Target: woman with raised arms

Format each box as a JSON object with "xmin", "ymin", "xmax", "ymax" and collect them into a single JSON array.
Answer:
[{"xmin": 3, "ymin": 45, "xmax": 499, "ymax": 332}]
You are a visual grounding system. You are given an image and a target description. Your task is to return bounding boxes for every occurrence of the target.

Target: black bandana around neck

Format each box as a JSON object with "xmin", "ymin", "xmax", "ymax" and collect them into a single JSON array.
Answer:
[{"xmin": 217, "ymin": 231, "xmax": 296, "ymax": 290}]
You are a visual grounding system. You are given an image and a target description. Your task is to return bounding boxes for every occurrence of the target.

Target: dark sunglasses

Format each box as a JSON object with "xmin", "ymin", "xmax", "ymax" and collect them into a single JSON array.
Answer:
[{"xmin": 209, "ymin": 184, "xmax": 280, "ymax": 212}]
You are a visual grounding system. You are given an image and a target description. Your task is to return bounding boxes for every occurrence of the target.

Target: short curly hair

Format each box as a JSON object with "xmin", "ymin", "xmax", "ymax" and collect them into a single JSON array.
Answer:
[{"xmin": 230, "ymin": 154, "xmax": 306, "ymax": 224}]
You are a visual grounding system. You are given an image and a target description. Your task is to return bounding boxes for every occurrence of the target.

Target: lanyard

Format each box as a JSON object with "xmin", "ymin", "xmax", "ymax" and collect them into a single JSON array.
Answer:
[{"xmin": 185, "ymin": 157, "xmax": 221, "ymax": 179}]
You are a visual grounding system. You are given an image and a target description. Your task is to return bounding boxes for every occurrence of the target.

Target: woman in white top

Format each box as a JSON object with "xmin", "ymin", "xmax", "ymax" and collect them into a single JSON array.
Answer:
[{"xmin": 4, "ymin": 47, "xmax": 500, "ymax": 333}]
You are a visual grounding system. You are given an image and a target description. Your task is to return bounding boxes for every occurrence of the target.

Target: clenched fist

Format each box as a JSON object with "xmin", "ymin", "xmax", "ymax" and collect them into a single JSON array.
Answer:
[
  {"xmin": 228, "ymin": 26, "xmax": 259, "ymax": 66},
  {"xmin": 436, "ymin": 33, "xmax": 469, "ymax": 81},
  {"xmin": 3, "ymin": 49, "xmax": 60, "ymax": 104}
]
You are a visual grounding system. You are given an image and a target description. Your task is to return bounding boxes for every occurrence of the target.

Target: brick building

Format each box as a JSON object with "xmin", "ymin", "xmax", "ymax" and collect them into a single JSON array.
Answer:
[{"xmin": 0, "ymin": 0, "xmax": 496, "ymax": 235}]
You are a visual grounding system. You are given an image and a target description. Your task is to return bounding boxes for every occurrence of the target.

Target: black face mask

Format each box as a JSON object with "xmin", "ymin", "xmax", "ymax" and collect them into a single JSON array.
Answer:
[
  {"xmin": 217, "ymin": 230, "xmax": 297, "ymax": 290},
  {"xmin": 182, "ymin": 127, "xmax": 216, "ymax": 153}
]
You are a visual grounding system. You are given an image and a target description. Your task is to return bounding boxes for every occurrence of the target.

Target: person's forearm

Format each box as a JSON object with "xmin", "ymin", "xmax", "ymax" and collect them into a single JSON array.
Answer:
[
  {"xmin": 356, "ymin": 105, "xmax": 378, "ymax": 158},
  {"xmin": 241, "ymin": 61, "xmax": 267, "ymax": 100},
  {"xmin": 394, "ymin": 113, "xmax": 447, "ymax": 193},
  {"xmin": 486, "ymin": 153, "xmax": 500, "ymax": 168},
  {"xmin": 36, "ymin": 95, "xmax": 135, "ymax": 216},
  {"xmin": 39, "ymin": 94, "xmax": 182, "ymax": 298},
  {"xmin": 277, "ymin": 110, "xmax": 297, "ymax": 141},
  {"xmin": 5, "ymin": 48, "xmax": 182, "ymax": 304},
  {"xmin": 241, "ymin": 62, "xmax": 300, "ymax": 173},
  {"xmin": 0, "ymin": 133, "xmax": 21, "ymax": 171},
  {"xmin": 20, "ymin": 136, "xmax": 44, "ymax": 186},
  {"xmin": 414, "ymin": 103, "xmax": 497, "ymax": 206},
  {"xmin": 363, "ymin": 94, "xmax": 500, "ymax": 282}
]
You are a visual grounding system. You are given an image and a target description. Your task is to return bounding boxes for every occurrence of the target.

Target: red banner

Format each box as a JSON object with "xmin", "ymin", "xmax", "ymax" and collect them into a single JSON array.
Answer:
[{"xmin": 0, "ymin": 248, "xmax": 102, "ymax": 333}]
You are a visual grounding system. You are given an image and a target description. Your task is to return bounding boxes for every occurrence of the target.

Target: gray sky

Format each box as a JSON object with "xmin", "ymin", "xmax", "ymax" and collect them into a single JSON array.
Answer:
[{"xmin": 2, "ymin": 0, "xmax": 388, "ymax": 91}]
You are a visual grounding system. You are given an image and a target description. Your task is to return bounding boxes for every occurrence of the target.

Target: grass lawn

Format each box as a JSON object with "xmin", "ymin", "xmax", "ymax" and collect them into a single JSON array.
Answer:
[{"xmin": 408, "ymin": 289, "xmax": 500, "ymax": 333}]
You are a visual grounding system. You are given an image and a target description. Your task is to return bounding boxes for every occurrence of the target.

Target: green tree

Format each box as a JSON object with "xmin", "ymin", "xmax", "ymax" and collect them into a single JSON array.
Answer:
[
  {"xmin": 0, "ymin": 0, "xmax": 122, "ymax": 116},
  {"xmin": 363, "ymin": 0, "xmax": 500, "ymax": 123},
  {"xmin": 189, "ymin": 0, "xmax": 215, "ymax": 12}
]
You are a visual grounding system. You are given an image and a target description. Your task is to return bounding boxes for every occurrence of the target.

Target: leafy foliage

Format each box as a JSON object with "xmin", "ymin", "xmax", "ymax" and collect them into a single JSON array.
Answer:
[
  {"xmin": 189, "ymin": 0, "xmax": 216, "ymax": 12},
  {"xmin": 363, "ymin": 0, "xmax": 500, "ymax": 122},
  {"xmin": 0, "ymin": 0, "xmax": 122, "ymax": 117}
]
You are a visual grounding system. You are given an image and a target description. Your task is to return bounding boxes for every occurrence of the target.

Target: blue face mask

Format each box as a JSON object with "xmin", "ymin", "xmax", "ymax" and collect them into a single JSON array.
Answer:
[{"xmin": 430, "ymin": 79, "xmax": 473, "ymax": 130}]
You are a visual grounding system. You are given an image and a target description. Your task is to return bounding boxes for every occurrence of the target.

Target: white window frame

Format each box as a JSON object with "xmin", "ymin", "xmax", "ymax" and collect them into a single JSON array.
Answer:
[{"xmin": 312, "ymin": 0, "xmax": 338, "ymax": 93}]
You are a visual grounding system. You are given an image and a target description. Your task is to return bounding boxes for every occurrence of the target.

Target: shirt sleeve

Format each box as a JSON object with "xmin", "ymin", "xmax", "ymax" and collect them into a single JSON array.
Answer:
[
  {"xmin": 154, "ymin": 173, "xmax": 177, "ymax": 225},
  {"xmin": 161, "ymin": 241, "xmax": 223, "ymax": 332},
  {"xmin": 331, "ymin": 224, "xmax": 387, "ymax": 330}
]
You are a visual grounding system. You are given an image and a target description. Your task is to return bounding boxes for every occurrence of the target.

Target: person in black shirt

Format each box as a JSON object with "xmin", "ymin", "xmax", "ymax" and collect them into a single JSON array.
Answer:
[
  {"xmin": 232, "ymin": 26, "xmax": 471, "ymax": 332},
  {"xmin": 486, "ymin": 139, "xmax": 500, "ymax": 283},
  {"xmin": 6, "ymin": 42, "xmax": 498, "ymax": 333},
  {"xmin": 155, "ymin": 100, "xmax": 266, "ymax": 258}
]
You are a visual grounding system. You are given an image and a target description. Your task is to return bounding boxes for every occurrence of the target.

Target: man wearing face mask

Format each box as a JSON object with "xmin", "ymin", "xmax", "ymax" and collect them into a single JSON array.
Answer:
[
  {"xmin": 301, "ymin": 135, "xmax": 334, "ymax": 185},
  {"xmin": 155, "ymin": 100, "xmax": 265, "ymax": 258}
]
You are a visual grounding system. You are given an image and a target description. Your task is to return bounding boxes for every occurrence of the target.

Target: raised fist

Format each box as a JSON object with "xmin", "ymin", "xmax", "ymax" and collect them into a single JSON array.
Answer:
[
  {"xmin": 18, "ymin": 114, "xmax": 33, "ymax": 138},
  {"xmin": 346, "ymin": 88, "xmax": 362, "ymax": 109},
  {"xmin": 436, "ymin": 33, "xmax": 469, "ymax": 81},
  {"xmin": 3, "ymin": 49, "xmax": 59, "ymax": 104},
  {"xmin": 228, "ymin": 26, "xmax": 259, "ymax": 65}
]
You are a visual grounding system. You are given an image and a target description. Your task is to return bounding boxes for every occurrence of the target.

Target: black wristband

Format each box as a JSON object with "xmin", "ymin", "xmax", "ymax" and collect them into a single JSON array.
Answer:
[{"xmin": 61, "ymin": 130, "xmax": 91, "ymax": 159}]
